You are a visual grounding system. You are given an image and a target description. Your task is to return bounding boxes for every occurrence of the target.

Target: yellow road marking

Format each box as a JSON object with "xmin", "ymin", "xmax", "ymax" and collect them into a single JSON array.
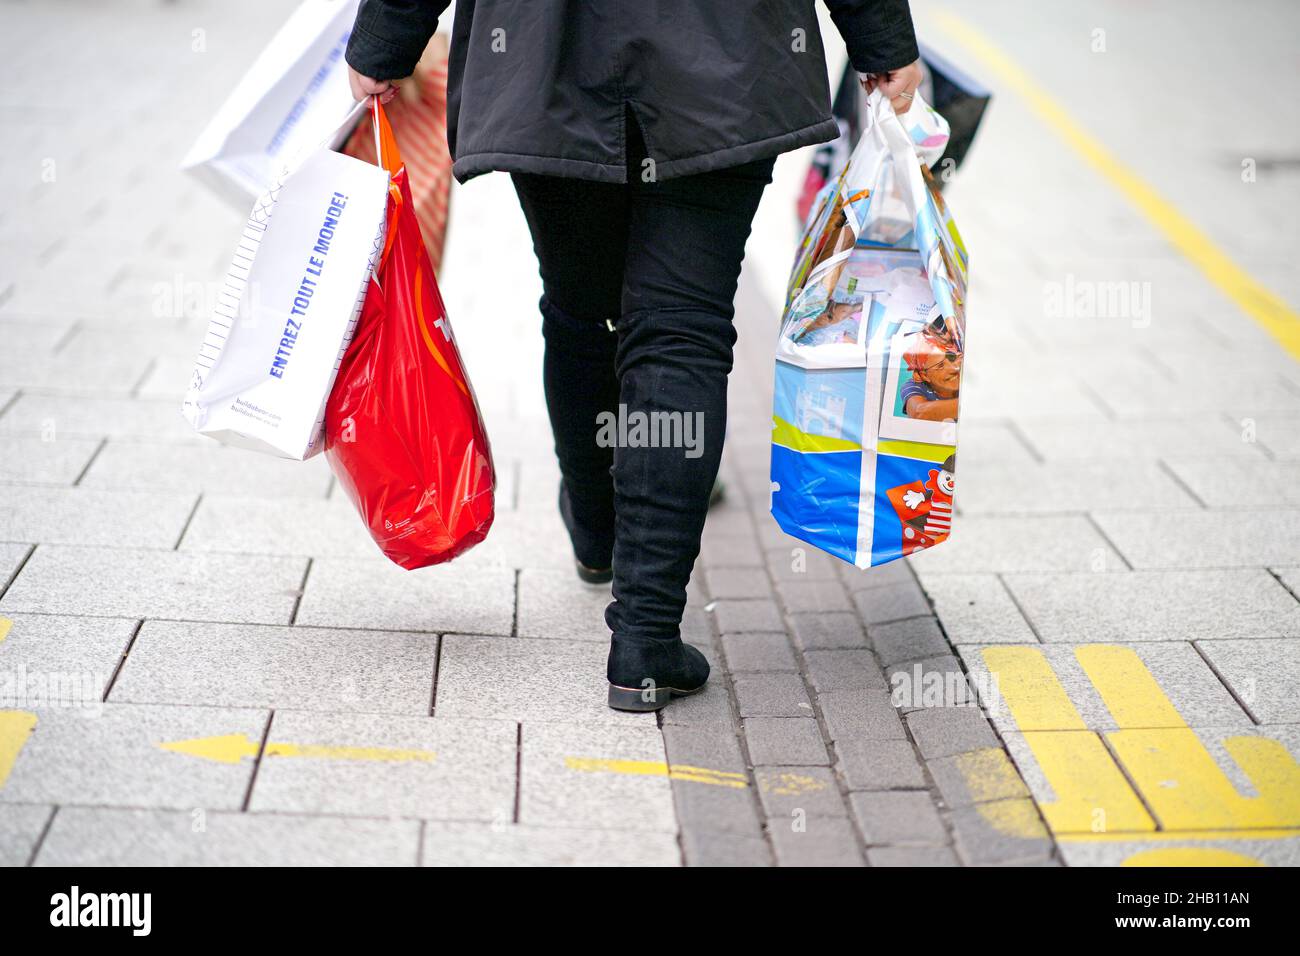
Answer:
[
  {"xmin": 978, "ymin": 645, "xmax": 1300, "ymax": 837},
  {"xmin": 0, "ymin": 618, "xmax": 11, "ymax": 643},
  {"xmin": 159, "ymin": 733, "xmax": 435, "ymax": 765},
  {"xmin": 757, "ymin": 770, "xmax": 827, "ymax": 796},
  {"xmin": 932, "ymin": 11, "xmax": 1300, "ymax": 361},
  {"xmin": 973, "ymin": 798, "xmax": 1049, "ymax": 840},
  {"xmin": 982, "ymin": 646, "xmax": 1086, "ymax": 731},
  {"xmin": 1017, "ymin": 731, "xmax": 1155, "ymax": 834},
  {"xmin": 1075, "ymin": 645, "xmax": 1184, "ymax": 728},
  {"xmin": 1122, "ymin": 848, "xmax": 1264, "ymax": 867},
  {"xmin": 0, "ymin": 710, "xmax": 38, "ymax": 788},
  {"xmin": 564, "ymin": 756, "xmax": 749, "ymax": 789}
]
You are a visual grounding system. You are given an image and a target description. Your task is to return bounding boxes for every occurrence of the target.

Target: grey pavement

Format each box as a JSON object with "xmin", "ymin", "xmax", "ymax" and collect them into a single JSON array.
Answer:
[{"xmin": 1, "ymin": 0, "xmax": 1299, "ymax": 867}]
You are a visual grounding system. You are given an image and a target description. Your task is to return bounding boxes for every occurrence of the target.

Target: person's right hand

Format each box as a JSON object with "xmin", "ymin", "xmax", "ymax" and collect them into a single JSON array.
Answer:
[{"xmin": 348, "ymin": 66, "xmax": 399, "ymax": 104}]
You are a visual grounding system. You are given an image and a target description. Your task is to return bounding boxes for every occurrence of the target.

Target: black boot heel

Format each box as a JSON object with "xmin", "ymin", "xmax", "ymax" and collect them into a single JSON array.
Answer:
[
  {"xmin": 607, "ymin": 681, "xmax": 702, "ymax": 712},
  {"xmin": 606, "ymin": 640, "xmax": 710, "ymax": 712}
]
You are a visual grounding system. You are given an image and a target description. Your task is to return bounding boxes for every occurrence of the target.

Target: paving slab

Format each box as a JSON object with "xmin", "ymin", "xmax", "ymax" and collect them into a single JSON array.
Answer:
[
  {"xmin": 0, "ymin": 546, "xmax": 305, "ymax": 623},
  {"xmin": 81, "ymin": 441, "xmax": 332, "ymax": 498},
  {"xmin": 110, "ymin": 621, "xmax": 438, "ymax": 715},
  {"xmin": 435, "ymin": 634, "xmax": 653, "ymax": 726},
  {"xmin": 35, "ymin": 807, "xmax": 420, "ymax": 866},
  {"xmin": 1195, "ymin": 638, "xmax": 1300, "ymax": 725},
  {"xmin": 1055, "ymin": 834, "xmax": 1300, "ymax": 867},
  {"xmin": 0, "ymin": 487, "xmax": 195, "ymax": 548},
  {"xmin": 519, "ymin": 721, "xmax": 677, "ymax": 832},
  {"xmin": 680, "ymin": 831, "xmax": 772, "ymax": 866},
  {"xmin": 0, "ymin": 436, "xmax": 100, "ymax": 485},
  {"xmin": 1093, "ymin": 509, "xmax": 1300, "ymax": 569},
  {"xmin": 753, "ymin": 766, "xmax": 846, "ymax": 819},
  {"xmin": 867, "ymin": 845, "xmax": 961, "ymax": 866},
  {"xmin": 1014, "ymin": 417, "xmax": 1263, "ymax": 460},
  {"xmin": 769, "ymin": 815, "xmax": 865, "ymax": 866},
  {"xmin": 733, "ymin": 673, "xmax": 812, "ymax": 717},
  {"xmin": 515, "ymin": 567, "xmax": 611, "ymax": 641},
  {"xmin": 1164, "ymin": 457, "xmax": 1300, "ymax": 508},
  {"xmin": 701, "ymin": 567, "xmax": 772, "ymax": 600},
  {"xmin": 0, "ymin": 613, "xmax": 136, "ymax": 708},
  {"xmin": 721, "ymin": 631, "xmax": 799, "ymax": 672},
  {"xmin": 0, "ymin": 394, "xmax": 198, "ymax": 441},
  {"xmin": 788, "ymin": 611, "xmax": 867, "ymax": 650},
  {"xmin": 0, "ymin": 702, "xmax": 265, "ymax": 809},
  {"xmin": 742, "ymin": 717, "xmax": 829, "ymax": 766},
  {"xmin": 423, "ymin": 821, "xmax": 680, "ymax": 866},
  {"xmin": 296, "ymin": 559, "xmax": 514, "ymax": 635},
  {"xmin": 870, "ymin": 616, "xmax": 951, "ymax": 666},
  {"xmin": 914, "ymin": 572, "xmax": 1038, "ymax": 645},
  {"xmin": 661, "ymin": 722, "xmax": 759, "ymax": 837},
  {"xmin": 1003, "ymin": 569, "xmax": 1300, "ymax": 642},
  {"xmin": 0, "ymin": 803, "xmax": 52, "ymax": 866},
  {"xmin": 849, "ymin": 791, "xmax": 948, "ymax": 847},
  {"xmin": 962, "ymin": 642, "xmax": 1253, "ymax": 734},
  {"xmin": 835, "ymin": 739, "xmax": 928, "ymax": 792},
  {"xmin": 948, "ymin": 799, "xmax": 1055, "ymax": 865},
  {"xmin": 803, "ymin": 649, "xmax": 887, "ymax": 693},
  {"xmin": 248, "ymin": 710, "xmax": 516, "ymax": 822},
  {"xmin": 179, "ymin": 496, "xmax": 377, "ymax": 557},
  {"xmin": 956, "ymin": 461, "xmax": 1200, "ymax": 514},
  {"xmin": 907, "ymin": 516, "xmax": 1125, "ymax": 574},
  {"xmin": 818, "ymin": 689, "xmax": 907, "ymax": 742},
  {"xmin": 927, "ymin": 747, "xmax": 1032, "ymax": 809}
]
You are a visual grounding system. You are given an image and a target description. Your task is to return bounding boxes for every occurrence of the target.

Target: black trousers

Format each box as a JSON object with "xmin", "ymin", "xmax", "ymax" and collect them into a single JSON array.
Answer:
[{"xmin": 511, "ymin": 114, "xmax": 774, "ymax": 644}]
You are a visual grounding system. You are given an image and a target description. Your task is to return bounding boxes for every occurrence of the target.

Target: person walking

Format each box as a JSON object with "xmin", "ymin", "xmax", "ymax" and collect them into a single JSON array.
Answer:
[{"xmin": 345, "ymin": 0, "xmax": 923, "ymax": 711}]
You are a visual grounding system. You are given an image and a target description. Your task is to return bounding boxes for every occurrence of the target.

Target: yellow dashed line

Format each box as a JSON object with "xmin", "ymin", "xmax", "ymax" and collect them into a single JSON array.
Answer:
[
  {"xmin": 159, "ymin": 733, "xmax": 436, "ymax": 765},
  {"xmin": 564, "ymin": 756, "xmax": 749, "ymax": 789},
  {"xmin": 932, "ymin": 10, "xmax": 1300, "ymax": 360}
]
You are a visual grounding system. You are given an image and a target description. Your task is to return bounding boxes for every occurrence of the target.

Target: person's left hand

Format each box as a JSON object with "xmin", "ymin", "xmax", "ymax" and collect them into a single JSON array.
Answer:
[{"xmin": 860, "ymin": 60, "xmax": 923, "ymax": 113}]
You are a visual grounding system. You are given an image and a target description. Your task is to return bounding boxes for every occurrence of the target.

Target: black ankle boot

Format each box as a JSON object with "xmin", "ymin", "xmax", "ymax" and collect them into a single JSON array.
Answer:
[{"xmin": 607, "ymin": 637, "xmax": 710, "ymax": 711}]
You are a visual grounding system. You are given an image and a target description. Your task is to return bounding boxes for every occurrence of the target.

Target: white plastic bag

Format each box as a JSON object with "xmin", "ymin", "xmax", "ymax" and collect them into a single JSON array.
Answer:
[
  {"xmin": 181, "ymin": 0, "xmax": 362, "ymax": 205},
  {"xmin": 181, "ymin": 105, "xmax": 390, "ymax": 460}
]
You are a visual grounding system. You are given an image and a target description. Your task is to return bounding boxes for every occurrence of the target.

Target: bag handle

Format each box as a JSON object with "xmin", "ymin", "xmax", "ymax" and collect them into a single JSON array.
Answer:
[{"xmin": 369, "ymin": 96, "xmax": 405, "ymax": 268}]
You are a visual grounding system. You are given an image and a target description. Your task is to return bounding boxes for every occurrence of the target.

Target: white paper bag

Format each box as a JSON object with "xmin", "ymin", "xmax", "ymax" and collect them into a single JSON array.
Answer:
[
  {"xmin": 182, "ymin": 122, "xmax": 390, "ymax": 460},
  {"xmin": 182, "ymin": 0, "xmax": 362, "ymax": 205}
]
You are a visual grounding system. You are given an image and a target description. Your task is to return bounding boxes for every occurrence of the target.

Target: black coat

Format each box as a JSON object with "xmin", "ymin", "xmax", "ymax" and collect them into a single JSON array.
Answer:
[{"xmin": 346, "ymin": 1, "xmax": 918, "ymax": 184}]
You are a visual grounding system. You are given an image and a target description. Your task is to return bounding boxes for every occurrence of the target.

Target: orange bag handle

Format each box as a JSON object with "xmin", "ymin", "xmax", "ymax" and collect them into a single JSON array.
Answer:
[{"xmin": 371, "ymin": 97, "xmax": 404, "ymax": 267}]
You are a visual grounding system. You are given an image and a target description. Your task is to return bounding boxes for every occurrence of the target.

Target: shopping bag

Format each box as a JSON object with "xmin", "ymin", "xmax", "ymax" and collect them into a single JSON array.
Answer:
[
  {"xmin": 181, "ymin": 0, "xmax": 361, "ymax": 205},
  {"xmin": 341, "ymin": 34, "xmax": 453, "ymax": 274},
  {"xmin": 772, "ymin": 90, "xmax": 968, "ymax": 569},
  {"xmin": 181, "ymin": 102, "xmax": 390, "ymax": 460},
  {"xmin": 324, "ymin": 99, "xmax": 495, "ymax": 569},
  {"xmin": 796, "ymin": 48, "xmax": 990, "ymax": 223}
]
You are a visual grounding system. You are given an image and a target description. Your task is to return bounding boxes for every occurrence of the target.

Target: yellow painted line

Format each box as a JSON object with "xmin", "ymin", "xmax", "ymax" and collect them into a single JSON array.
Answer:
[
  {"xmin": 1122, "ymin": 847, "xmax": 1264, "ymax": 867},
  {"xmin": 771, "ymin": 416, "xmax": 861, "ymax": 455},
  {"xmin": 0, "ymin": 711, "xmax": 38, "ymax": 788},
  {"xmin": 973, "ymin": 797, "xmax": 1049, "ymax": 840},
  {"xmin": 0, "ymin": 618, "xmax": 11, "ymax": 643},
  {"xmin": 877, "ymin": 439, "xmax": 956, "ymax": 463},
  {"xmin": 1019, "ymin": 731, "xmax": 1155, "ymax": 834},
  {"xmin": 1109, "ymin": 728, "xmax": 1300, "ymax": 830},
  {"xmin": 1075, "ymin": 645, "xmax": 1184, "ymax": 728},
  {"xmin": 756, "ymin": 770, "xmax": 828, "ymax": 796},
  {"xmin": 981, "ymin": 646, "xmax": 1087, "ymax": 731},
  {"xmin": 159, "ymin": 733, "xmax": 435, "ymax": 765},
  {"xmin": 565, "ymin": 756, "xmax": 749, "ymax": 789},
  {"xmin": 932, "ymin": 11, "xmax": 1300, "ymax": 361},
  {"xmin": 1059, "ymin": 828, "xmax": 1300, "ymax": 843},
  {"xmin": 264, "ymin": 742, "xmax": 435, "ymax": 763},
  {"xmin": 953, "ymin": 747, "xmax": 1028, "ymax": 803}
]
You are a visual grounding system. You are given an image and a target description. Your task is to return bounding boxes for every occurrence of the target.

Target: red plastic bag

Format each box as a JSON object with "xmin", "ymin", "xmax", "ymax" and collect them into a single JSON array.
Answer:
[{"xmin": 325, "ymin": 99, "xmax": 494, "ymax": 569}]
